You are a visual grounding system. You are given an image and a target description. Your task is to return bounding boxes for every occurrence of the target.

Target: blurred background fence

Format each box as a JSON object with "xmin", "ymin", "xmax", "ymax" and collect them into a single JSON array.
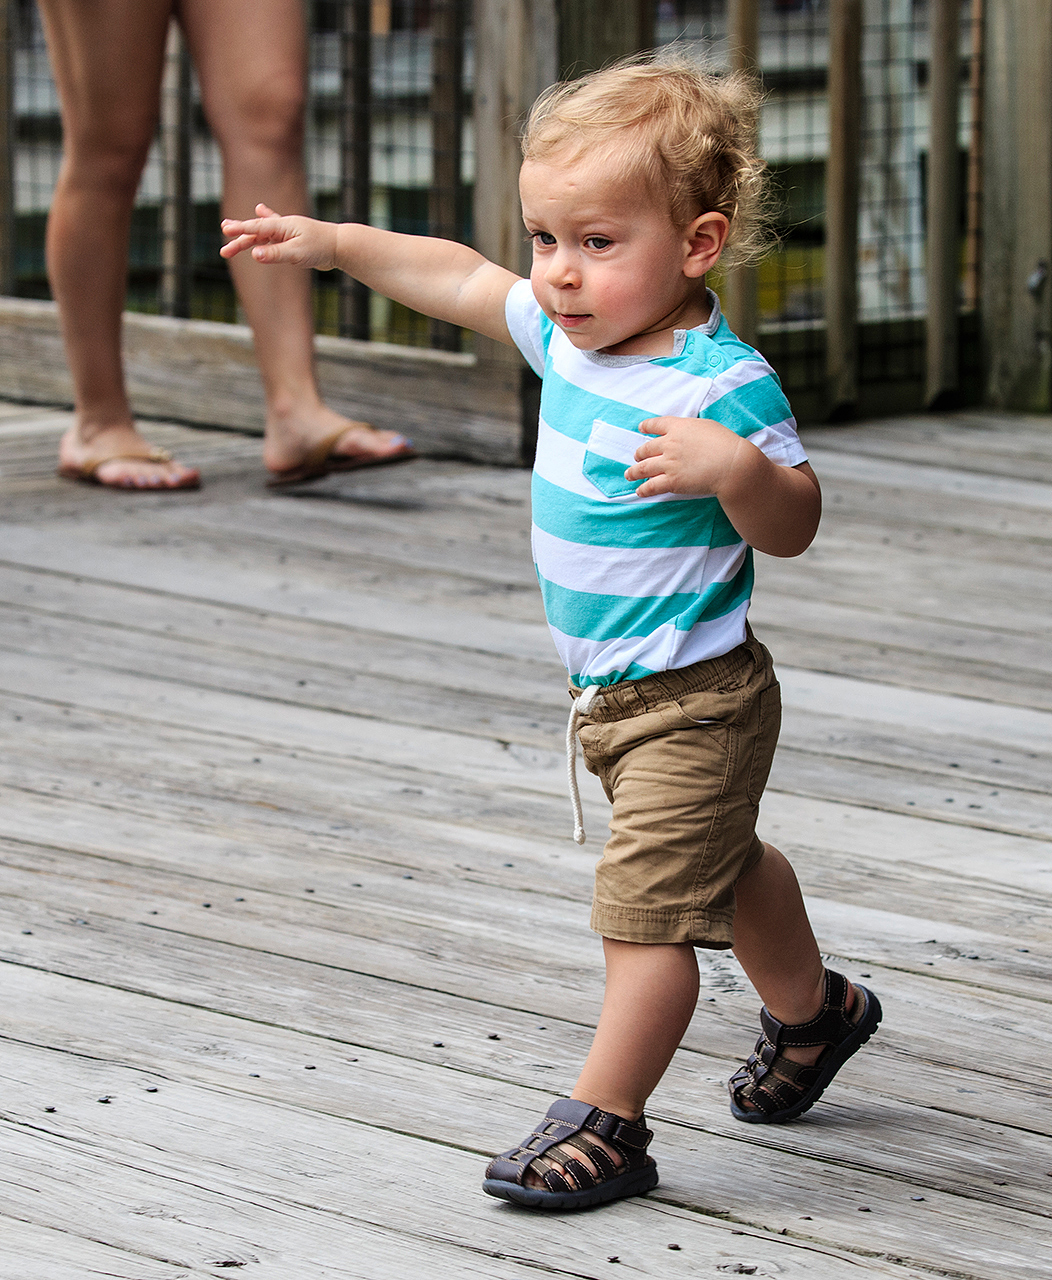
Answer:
[{"xmin": 0, "ymin": 0, "xmax": 986, "ymax": 433}]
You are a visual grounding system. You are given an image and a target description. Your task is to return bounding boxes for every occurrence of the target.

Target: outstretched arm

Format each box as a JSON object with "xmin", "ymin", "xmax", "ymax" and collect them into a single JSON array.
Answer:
[
  {"xmin": 221, "ymin": 205, "xmax": 521, "ymax": 346},
  {"xmin": 624, "ymin": 416, "xmax": 821, "ymax": 557}
]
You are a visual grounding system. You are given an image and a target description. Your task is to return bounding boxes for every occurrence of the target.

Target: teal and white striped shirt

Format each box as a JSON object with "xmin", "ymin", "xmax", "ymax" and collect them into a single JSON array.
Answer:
[{"xmin": 506, "ymin": 280, "xmax": 807, "ymax": 688}]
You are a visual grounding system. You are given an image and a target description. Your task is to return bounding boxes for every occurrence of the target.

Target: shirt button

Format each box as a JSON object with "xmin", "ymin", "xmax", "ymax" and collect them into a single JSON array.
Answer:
[{"xmin": 708, "ymin": 355, "xmax": 720, "ymax": 367}]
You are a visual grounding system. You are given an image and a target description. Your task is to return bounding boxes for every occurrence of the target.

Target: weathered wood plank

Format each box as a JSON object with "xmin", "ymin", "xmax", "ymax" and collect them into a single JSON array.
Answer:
[
  {"xmin": 1, "ymin": 410, "xmax": 1051, "ymax": 1278},
  {"xmin": 10, "ymin": 601, "xmax": 1052, "ymax": 812},
  {"xmin": 0, "ymin": 1219, "xmax": 192, "ymax": 1280},
  {"xmin": 3, "ymin": 841, "xmax": 1050, "ymax": 1125},
  {"xmin": 6, "ymin": 556, "xmax": 1052, "ymax": 730},
  {"xmin": 0, "ymin": 1039, "xmax": 945, "ymax": 1280},
  {"xmin": 0, "ymin": 523, "xmax": 554, "ymax": 662},
  {"xmin": 2, "ymin": 935, "xmax": 1049, "ymax": 1277},
  {"xmin": 6, "ymin": 631, "xmax": 1052, "ymax": 850}
]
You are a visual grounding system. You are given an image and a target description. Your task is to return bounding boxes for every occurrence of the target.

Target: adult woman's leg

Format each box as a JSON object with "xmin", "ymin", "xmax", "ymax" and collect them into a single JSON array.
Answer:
[
  {"xmin": 181, "ymin": 0, "xmax": 411, "ymax": 477},
  {"xmin": 39, "ymin": 0, "xmax": 199, "ymax": 488}
]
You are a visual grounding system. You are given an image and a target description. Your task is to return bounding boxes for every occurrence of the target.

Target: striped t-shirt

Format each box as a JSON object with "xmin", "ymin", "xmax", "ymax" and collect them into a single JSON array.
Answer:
[{"xmin": 505, "ymin": 279, "xmax": 807, "ymax": 688}]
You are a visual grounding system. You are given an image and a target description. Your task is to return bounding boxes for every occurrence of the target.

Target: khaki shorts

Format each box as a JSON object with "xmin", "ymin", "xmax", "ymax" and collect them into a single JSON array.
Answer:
[{"xmin": 571, "ymin": 629, "xmax": 780, "ymax": 949}]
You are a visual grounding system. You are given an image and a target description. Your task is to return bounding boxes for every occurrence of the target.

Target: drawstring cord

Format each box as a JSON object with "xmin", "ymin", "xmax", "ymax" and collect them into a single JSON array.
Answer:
[{"xmin": 566, "ymin": 684, "xmax": 602, "ymax": 844}]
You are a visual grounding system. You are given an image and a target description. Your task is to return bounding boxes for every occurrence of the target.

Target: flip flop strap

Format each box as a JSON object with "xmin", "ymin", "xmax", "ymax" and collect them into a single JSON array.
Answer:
[{"xmin": 77, "ymin": 444, "xmax": 173, "ymax": 476}]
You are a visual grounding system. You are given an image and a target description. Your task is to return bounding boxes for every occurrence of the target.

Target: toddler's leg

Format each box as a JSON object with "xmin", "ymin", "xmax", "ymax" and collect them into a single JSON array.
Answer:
[
  {"xmin": 515, "ymin": 939, "xmax": 697, "ymax": 1192},
  {"xmin": 484, "ymin": 939, "xmax": 697, "ymax": 1206},
  {"xmin": 732, "ymin": 842, "xmax": 827, "ymax": 1027},
  {"xmin": 572, "ymin": 938, "xmax": 699, "ymax": 1120},
  {"xmin": 729, "ymin": 842, "xmax": 881, "ymax": 1120}
]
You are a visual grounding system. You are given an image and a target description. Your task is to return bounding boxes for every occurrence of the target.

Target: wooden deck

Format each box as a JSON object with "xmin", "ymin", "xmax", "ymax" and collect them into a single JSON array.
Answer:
[{"xmin": 1, "ymin": 402, "xmax": 1049, "ymax": 1279}]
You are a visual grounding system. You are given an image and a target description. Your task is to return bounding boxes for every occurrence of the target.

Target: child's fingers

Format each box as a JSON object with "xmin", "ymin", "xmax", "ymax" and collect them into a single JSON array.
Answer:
[
  {"xmin": 255, "ymin": 203, "xmax": 281, "ymax": 219},
  {"xmin": 219, "ymin": 231, "xmax": 259, "ymax": 259},
  {"xmin": 625, "ymin": 454, "xmax": 664, "ymax": 482},
  {"xmin": 251, "ymin": 243, "xmax": 291, "ymax": 263},
  {"xmin": 637, "ymin": 416, "xmax": 670, "ymax": 436},
  {"xmin": 634, "ymin": 474, "xmax": 672, "ymax": 498},
  {"xmin": 632, "ymin": 436, "xmax": 664, "ymax": 463}
]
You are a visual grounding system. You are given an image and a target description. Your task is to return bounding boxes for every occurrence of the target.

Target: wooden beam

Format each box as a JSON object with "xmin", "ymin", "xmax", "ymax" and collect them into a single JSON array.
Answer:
[
  {"xmin": 981, "ymin": 0, "xmax": 1052, "ymax": 411},
  {"xmin": 557, "ymin": 0, "xmax": 655, "ymax": 78},
  {"xmin": 340, "ymin": 0, "xmax": 372, "ymax": 342},
  {"xmin": 824, "ymin": 0, "xmax": 863, "ymax": 417},
  {"xmin": 0, "ymin": 297, "xmax": 522, "ymax": 463},
  {"xmin": 473, "ymin": 0, "xmax": 557, "ymax": 460},
  {"xmin": 723, "ymin": 0, "xmax": 759, "ymax": 348},
  {"xmin": 473, "ymin": 0, "xmax": 556, "ymax": 283},
  {"xmin": 963, "ymin": 0, "xmax": 983, "ymax": 313},
  {"xmin": 0, "ymin": 0, "xmax": 13, "ymax": 297},
  {"xmin": 159, "ymin": 23, "xmax": 194, "ymax": 320},
  {"xmin": 428, "ymin": 0, "xmax": 466, "ymax": 352},
  {"xmin": 925, "ymin": 0, "xmax": 961, "ymax": 407}
]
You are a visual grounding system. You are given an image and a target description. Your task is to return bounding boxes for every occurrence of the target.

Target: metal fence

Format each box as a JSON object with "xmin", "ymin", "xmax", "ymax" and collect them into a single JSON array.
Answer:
[{"xmin": 4, "ymin": 0, "xmax": 979, "ymax": 414}]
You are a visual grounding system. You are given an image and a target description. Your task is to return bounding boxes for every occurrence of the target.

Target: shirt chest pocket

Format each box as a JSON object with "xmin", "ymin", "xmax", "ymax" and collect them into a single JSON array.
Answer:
[{"xmin": 582, "ymin": 418, "xmax": 651, "ymax": 500}]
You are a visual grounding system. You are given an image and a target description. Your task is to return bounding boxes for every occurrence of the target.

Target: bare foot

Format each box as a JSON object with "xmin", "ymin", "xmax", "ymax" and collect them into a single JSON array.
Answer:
[
  {"xmin": 262, "ymin": 403, "xmax": 413, "ymax": 477},
  {"xmin": 58, "ymin": 423, "xmax": 200, "ymax": 490}
]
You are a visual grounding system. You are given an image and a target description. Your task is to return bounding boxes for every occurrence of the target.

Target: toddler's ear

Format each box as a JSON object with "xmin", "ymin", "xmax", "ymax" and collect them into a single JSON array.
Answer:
[{"xmin": 683, "ymin": 212, "xmax": 729, "ymax": 278}]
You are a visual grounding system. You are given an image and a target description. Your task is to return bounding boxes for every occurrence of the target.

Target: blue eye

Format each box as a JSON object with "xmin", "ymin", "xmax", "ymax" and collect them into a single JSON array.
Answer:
[
  {"xmin": 530, "ymin": 231, "xmax": 556, "ymax": 247},
  {"xmin": 585, "ymin": 236, "xmax": 612, "ymax": 250}
]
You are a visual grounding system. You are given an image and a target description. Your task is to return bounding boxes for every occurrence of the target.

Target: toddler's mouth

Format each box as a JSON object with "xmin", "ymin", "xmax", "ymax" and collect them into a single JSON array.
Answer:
[{"xmin": 557, "ymin": 313, "xmax": 591, "ymax": 328}]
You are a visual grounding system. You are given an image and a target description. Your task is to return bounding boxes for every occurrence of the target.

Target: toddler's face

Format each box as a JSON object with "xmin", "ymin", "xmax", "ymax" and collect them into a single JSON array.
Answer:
[{"xmin": 519, "ymin": 154, "xmax": 716, "ymax": 356}]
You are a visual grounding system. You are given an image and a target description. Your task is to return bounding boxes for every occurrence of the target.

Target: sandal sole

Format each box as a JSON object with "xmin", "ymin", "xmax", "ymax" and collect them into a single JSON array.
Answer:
[
  {"xmin": 483, "ymin": 1161, "xmax": 659, "ymax": 1211},
  {"xmin": 730, "ymin": 985, "xmax": 883, "ymax": 1124},
  {"xmin": 266, "ymin": 447, "xmax": 416, "ymax": 488}
]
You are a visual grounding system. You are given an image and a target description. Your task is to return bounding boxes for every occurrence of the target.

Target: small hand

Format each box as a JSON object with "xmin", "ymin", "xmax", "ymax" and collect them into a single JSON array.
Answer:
[
  {"xmin": 624, "ymin": 416, "xmax": 747, "ymax": 498},
  {"xmin": 220, "ymin": 204, "xmax": 339, "ymax": 270}
]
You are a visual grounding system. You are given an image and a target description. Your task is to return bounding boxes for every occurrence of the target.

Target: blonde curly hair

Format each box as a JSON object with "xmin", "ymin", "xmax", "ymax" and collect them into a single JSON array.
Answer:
[{"xmin": 522, "ymin": 54, "xmax": 770, "ymax": 265}]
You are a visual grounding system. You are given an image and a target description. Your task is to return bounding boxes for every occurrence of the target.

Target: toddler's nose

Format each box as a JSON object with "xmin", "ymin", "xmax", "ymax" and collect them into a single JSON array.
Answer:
[{"xmin": 545, "ymin": 251, "xmax": 580, "ymax": 288}]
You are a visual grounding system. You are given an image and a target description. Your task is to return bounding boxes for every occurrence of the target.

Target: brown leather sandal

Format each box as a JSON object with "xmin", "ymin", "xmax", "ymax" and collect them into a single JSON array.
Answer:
[
  {"xmin": 729, "ymin": 969, "xmax": 881, "ymax": 1123},
  {"xmin": 483, "ymin": 1099, "xmax": 659, "ymax": 1210}
]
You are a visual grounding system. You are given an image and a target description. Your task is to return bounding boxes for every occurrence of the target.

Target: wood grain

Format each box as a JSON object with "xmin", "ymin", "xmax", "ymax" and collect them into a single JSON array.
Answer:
[{"xmin": 0, "ymin": 405, "xmax": 1050, "ymax": 1278}]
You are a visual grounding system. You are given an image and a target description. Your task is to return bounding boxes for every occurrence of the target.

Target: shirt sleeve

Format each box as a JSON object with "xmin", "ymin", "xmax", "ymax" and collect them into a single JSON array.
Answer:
[
  {"xmin": 504, "ymin": 278, "xmax": 546, "ymax": 377},
  {"xmin": 700, "ymin": 358, "xmax": 807, "ymax": 468}
]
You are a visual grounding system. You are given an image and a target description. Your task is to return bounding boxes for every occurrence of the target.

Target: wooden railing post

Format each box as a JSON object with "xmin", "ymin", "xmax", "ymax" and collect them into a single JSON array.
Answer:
[
  {"xmin": 724, "ymin": 0, "xmax": 759, "ymax": 347},
  {"xmin": 925, "ymin": 0, "xmax": 961, "ymax": 407},
  {"xmin": 0, "ymin": 0, "xmax": 14, "ymax": 297},
  {"xmin": 159, "ymin": 22, "xmax": 194, "ymax": 320},
  {"xmin": 982, "ymin": 0, "xmax": 1052, "ymax": 410},
  {"xmin": 429, "ymin": 0, "xmax": 466, "ymax": 351},
  {"xmin": 824, "ymin": 0, "xmax": 862, "ymax": 417},
  {"xmin": 474, "ymin": 0, "xmax": 557, "ymax": 460},
  {"xmin": 340, "ymin": 0, "xmax": 372, "ymax": 342},
  {"xmin": 963, "ymin": 0, "xmax": 983, "ymax": 313},
  {"xmin": 557, "ymin": 0, "xmax": 655, "ymax": 78}
]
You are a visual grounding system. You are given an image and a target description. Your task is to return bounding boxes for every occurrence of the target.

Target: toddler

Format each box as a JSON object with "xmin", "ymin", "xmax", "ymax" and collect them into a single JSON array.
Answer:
[{"xmin": 222, "ymin": 56, "xmax": 881, "ymax": 1212}]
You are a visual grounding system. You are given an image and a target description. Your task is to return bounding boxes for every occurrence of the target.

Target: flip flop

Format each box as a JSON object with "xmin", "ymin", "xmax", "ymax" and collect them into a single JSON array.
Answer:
[
  {"xmin": 57, "ymin": 443, "xmax": 200, "ymax": 490},
  {"xmin": 266, "ymin": 425, "xmax": 416, "ymax": 488}
]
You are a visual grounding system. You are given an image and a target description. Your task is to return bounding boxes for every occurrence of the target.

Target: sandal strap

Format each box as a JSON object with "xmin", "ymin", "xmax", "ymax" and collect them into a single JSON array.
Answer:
[
  {"xmin": 730, "ymin": 970, "xmax": 862, "ymax": 1113},
  {"xmin": 73, "ymin": 443, "xmax": 174, "ymax": 478},
  {"xmin": 484, "ymin": 1098, "xmax": 653, "ymax": 1187},
  {"xmin": 560, "ymin": 1132, "xmax": 621, "ymax": 1182},
  {"xmin": 757, "ymin": 970, "xmax": 855, "ymax": 1056},
  {"xmin": 559, "ymin": 1156, "xmax": 599, "ymax": 1190}
]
